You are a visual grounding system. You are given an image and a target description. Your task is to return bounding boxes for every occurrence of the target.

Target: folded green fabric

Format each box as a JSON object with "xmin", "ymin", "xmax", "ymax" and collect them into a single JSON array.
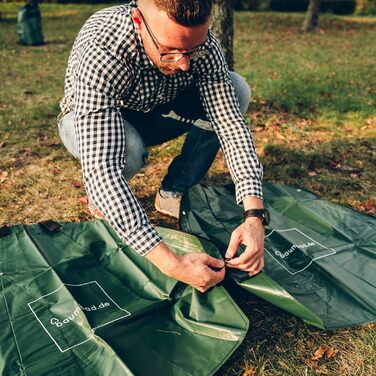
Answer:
[
  {"xmin": 180, "ymin": 183, "xmax": 376, "ymax": 330},
  {"xmin": 0, "ymin": 221, "xmax": 248, "ymax": 376}
]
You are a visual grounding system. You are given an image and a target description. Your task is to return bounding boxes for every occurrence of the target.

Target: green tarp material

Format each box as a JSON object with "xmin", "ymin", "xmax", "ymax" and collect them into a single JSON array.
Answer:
[
  {"xmin": 0, "ymin": 221, "xmax": 248, "ymax": 376},
  {"xmin": 180, "ymin": 183, "xmax": 376, "ymax": 330},
  {"xmin": 17, "ymin": 4, "xmax": 45, "ymax": 46}
]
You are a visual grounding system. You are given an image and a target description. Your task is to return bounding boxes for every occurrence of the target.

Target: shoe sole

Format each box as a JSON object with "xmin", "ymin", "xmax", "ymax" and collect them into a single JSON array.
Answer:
[{"xmin": 154, "ymin": 201, "xmax": 179, "ymax": 219}]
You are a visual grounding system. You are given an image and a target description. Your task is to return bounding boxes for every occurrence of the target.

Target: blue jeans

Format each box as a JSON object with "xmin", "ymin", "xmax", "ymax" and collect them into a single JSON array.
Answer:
[{"xmin": 58, "ymin": 71, "xmax": 251, "ymax": 193}]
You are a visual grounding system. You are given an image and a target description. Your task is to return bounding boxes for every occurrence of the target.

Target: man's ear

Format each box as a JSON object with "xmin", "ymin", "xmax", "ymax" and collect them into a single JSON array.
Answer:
[{"xmin": 132, "ymin": 8, "xmax": 142, "ymax": 30}]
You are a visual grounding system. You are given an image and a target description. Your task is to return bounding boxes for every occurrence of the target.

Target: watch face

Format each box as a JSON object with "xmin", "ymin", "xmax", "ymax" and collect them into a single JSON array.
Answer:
[{"xmin": 262, "ymin": 209, "xmax": 270, "ymax": 225}]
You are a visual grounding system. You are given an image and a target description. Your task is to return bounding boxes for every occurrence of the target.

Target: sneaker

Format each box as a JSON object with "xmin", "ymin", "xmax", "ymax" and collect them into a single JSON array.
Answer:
[
  {"xmin": 88, "ymin": 198, "xmax": 105, "ymax": 220},
  {"xmin": 155, "ymin": 190, "xmax": 182, "ymax": 219}
]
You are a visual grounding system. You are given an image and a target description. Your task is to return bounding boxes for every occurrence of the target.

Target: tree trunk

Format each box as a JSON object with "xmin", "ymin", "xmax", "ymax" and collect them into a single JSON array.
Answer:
[
  {"xmin": 211, "ymin": 0, "xmax": 234, "ymax": 70},
  {"xmin": 302, "ymin": 0, "xmax": 321, "ymax": 32}
]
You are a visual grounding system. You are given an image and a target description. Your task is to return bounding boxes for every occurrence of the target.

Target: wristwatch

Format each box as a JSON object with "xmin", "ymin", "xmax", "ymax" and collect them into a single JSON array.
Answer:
[{"xmin": 243, "ymin": 208, "xmax": 270, "ymax": 226}]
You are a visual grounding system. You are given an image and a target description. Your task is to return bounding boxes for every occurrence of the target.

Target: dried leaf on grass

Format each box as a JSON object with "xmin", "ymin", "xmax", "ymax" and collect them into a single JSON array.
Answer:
[
  {"xmin": 325, "ymin": 347, "xmax": 339, "ymax": 359},
  {"xmin": 242, "ymin": 367, "xmax": 256, "ymax": 376},
  {"xmin": 0, "ymin": 171, "xmax": 9, "ymax": 183},
  {"xmin": 311, "ymin": 345, "xmax": 326, "ymax": 360},
  {"xmin": 303, "ymin": 344, "xmax": 339, "ymax": 367},
  {"xmin": 357, "ymin": 199, "xmax": 376, "ymax": 214},
  {"xmin": 301, "ymin": 356, "xmax": 318, "ymax": 368},
  {"xmin": 50, "ymin": 167, "xmax": 62, "ymax": 175},
  {"xmin": 78, "ymin": 197, "xmax": 88, "ymax": 205},
  {"xmin": 256, "ymin": 145, "xmax": 265, "ymax": 158},
  {"xmin": 334, "ymin": 164, "xmax": 362, "ymax": 174},
  {"xmin": 364, "ymin": 199, "xmax": 376, "ymax": 211},
  {"xmin": 70, "ymin": 179, "xmax": 83, "ymax": 189},
  {"xmin": 364, "ymin": 117, "xmax": 376, "ymax": 128}
]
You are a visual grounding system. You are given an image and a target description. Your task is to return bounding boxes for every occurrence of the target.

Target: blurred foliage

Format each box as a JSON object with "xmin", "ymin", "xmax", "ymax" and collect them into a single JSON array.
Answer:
[
  {"xmin": 269, "ymin": 0, "xmax": 356, "ymax": 14},
  {"xmin": 356, "ymin": 0, "xmax": 376, "ymax": 15},
  {"xmin": 233, "ymin": 0, "xmax": 359, "ymax": 14},
  {"xmin": 234, "ymin": 0, "xmax": 260, "ymax": 11},
  {"xmin": 269, "ymin": 0, "xmax": 309, "ymax": 12},
  {"xmin": 0, "ymin": 0, "xmax": 363, "ymax": 15}
]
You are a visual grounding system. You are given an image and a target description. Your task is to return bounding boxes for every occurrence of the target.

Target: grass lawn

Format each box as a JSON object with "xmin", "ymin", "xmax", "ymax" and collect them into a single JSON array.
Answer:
[{"xmin": 0, "ymin": 3, "xmax": 375, "ymax": 375}]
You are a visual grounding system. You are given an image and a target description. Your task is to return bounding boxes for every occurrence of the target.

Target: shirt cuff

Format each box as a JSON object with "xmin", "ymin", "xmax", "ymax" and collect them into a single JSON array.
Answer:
[
  {"xmin": 125, "ymin": 223, "xmax": 163, "ymax": 256},
  {"xmin": 235, "ymin": 178, "xmax": 263, "ymax": 205}
]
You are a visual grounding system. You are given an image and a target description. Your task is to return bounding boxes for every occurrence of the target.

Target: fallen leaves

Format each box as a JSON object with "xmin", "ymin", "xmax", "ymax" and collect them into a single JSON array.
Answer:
[
  {"xmin": 78, "ymin": 196, "xmax": 88, "ymax": 206},
  {"xmin": 0, "ymin": 171, "xmax": 8, "ymax": 183},
  {"xmin": 312, "ymin": 345, "xmax": 326, "ymax": 361},
  {"xmin": 302, "ymin": 345, "xmax": 339, "ymax": 368},
  {"xmin": 327, "ymin": 160, "xmax": 363, "ymax": 177},
  {"xmin": 357, "ymin": 199, "xmax": 376, "ymax": 214},
  {"xmin": 50, "ymin": 167, "xmax": 62, "ymax": 176},
  {"xmin": 325, "ymin": 347, "xmax": 339, "ymax": 359},
  {"xmin": 242, "ymin": 368, "xmax": 256, "ymax": 376},
  {"xmin": 362, "ymin": 117, "xmax": 376, "ymax": 130},
  {"xmin": 256, "ymin": 145, "xmax": 266, "ymax": 158},
  {"xmin": 70, "ymin": 179, "xmax": 83, "ymax": 189}
]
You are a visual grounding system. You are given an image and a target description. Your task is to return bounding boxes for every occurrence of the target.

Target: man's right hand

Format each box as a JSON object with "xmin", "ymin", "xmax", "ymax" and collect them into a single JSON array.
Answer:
[{"xmin": 146, "ymin": 242, "xmax": 225, "ymax": 293}]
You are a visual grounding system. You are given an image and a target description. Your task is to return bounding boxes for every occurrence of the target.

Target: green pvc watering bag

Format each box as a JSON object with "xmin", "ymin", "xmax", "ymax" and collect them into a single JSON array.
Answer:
[
  {"xmin": 0, "ymin": 221, "xmax": 248, "ymax": 376},
  {"xmin": 17, "ymin": 4, "xmax": 45, "ymax": 46},
  {"xmin": 180, "ymin": 183, "xmax": 376, "ymax": 330}
]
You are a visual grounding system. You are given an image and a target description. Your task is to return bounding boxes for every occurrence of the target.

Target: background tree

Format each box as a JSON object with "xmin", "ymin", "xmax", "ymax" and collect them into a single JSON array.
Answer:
[
  {"xmin": 303, "ymin": 0, "xmax": 321, "ymax": 32},
  {"xmin": 211, "ymin": 0, "xmax": 234, "ymax": 70}
]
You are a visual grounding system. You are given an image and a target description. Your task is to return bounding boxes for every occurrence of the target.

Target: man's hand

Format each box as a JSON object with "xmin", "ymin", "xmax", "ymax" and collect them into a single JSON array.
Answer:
[
  {"xmin": 225, "ymin": 217, "xmax": 265, "ymax": 276},
  {"xmin": 146, "ymin": 242, "xmax": 225, "ymax": 293}
]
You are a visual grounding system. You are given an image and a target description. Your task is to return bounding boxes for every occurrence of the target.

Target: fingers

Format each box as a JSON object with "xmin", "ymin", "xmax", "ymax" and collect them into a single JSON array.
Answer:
[
  {"xmin": 202, "ymin": 254, "xmax": 225, "ymax": 269},
  {"xmin": 226, "ymin": 245, "xmax": 260, "ymax": 267},
  {"xmin": 204, "ymin": 264, "xmax": 226, "ymax": 284},
  {"xmin": 227, "ymin": 252, "xmax": 264, "ymax": 275},
  {"xmin": 194, "ymin": 262, "xmax": 225, "ymax": 293},
  {"xmin": 247, "ymin": 257, "xmax": 264, "ymax": 276},
  {"xmin": 225, "ymin": 228, "xmax": 242, "ymax": 260},
  {"xmin": 243, "ymin": 257, "xmax": 264, "ymax": 276},
  {"xmin": 226, "ymin": 235, "xmax": 264, "ymax": 273}
]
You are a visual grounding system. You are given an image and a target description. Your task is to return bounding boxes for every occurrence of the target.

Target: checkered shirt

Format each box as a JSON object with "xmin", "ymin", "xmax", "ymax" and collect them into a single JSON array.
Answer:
[{"xmin": 60, "ymin": 2, "xmax": 263, "ymax": 255}]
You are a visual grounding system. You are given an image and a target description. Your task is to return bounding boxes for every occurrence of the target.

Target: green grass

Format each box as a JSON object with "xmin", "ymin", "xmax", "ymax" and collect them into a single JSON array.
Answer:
[{"xmin": 1, "ymin": 4, "xmax": 375, "ymax": 375}]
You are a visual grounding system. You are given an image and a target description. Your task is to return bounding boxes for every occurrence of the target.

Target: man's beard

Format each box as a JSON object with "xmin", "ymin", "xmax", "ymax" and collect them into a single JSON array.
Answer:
[{"xmin": 158, "ymin": 65, "xmax": 181, "ymax": 76}]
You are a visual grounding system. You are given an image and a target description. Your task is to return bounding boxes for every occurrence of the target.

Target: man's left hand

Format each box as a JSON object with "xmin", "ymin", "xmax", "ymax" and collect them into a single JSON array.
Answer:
[{"xmin": 224, "ymin": 217, "xmax": 265, "ymax": 276}]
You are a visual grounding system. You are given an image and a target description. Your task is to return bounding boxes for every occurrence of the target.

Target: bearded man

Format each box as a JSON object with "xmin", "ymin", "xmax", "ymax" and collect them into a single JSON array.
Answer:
[{"xmin": 58, "ymin": 0, "xmax": 267, "ymax": 292}]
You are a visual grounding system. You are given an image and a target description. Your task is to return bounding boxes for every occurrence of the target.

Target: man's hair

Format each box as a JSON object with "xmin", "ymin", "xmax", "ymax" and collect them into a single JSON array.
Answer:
[{"xmin": 152, "ymin": 0, "xmax": 212, "ymax": 27}]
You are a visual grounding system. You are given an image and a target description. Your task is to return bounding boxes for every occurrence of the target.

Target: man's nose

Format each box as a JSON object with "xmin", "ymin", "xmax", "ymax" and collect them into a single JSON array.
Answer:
[{"xmin": 176, "ymin": 55, "xmax": 190, "ymax": 72}]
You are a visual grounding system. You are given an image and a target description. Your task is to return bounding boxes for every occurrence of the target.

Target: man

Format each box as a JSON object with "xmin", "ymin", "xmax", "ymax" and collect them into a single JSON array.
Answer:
[{"xmin": 58, "ymin": 0, "xmax": 266, "ymax": 293}]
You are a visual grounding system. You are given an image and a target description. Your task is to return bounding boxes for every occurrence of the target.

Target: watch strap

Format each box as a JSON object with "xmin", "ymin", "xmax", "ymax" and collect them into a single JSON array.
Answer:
[{"xmin": 243, "ymin": 208, "xmax": 270, "ymax": 225}]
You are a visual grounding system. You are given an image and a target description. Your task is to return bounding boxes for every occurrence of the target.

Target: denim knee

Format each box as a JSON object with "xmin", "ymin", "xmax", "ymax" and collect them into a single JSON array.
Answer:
[
  {"xmin": 57, "ymin": 111, "xmax": 148, "ymax": 180},
  {"xmin": 58, "ymin": 111, "xmax": 80, "ymax": 159},
  {"xmin": 229, "ymin": 71, "xmax": 252, "ymax": 114},
  {"xmin": 122, "ymin": 122, "xmax": 149, "ymax": 180}
]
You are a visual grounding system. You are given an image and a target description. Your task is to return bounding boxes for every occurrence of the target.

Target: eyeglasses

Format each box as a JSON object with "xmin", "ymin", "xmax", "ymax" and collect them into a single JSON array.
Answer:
[{"xmin": 137, "ymin": 8, "xmax": 209, "ymax": 63}]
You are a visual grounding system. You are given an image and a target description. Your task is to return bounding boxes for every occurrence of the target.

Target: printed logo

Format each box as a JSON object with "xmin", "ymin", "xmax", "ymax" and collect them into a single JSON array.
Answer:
[
  {"xmin": 264, "ymin": 228, "xmax": 336, "ymax": 274},
  {"xmin": 28, "ymin": 281, "xmax": 131, "ymax": 352}
]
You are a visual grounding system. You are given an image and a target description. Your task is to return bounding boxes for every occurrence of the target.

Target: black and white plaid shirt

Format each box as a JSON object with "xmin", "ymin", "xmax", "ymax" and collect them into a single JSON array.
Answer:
[{"xmin": 60, "ymin": 2, "xmax": 263, "ymax": 255}]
